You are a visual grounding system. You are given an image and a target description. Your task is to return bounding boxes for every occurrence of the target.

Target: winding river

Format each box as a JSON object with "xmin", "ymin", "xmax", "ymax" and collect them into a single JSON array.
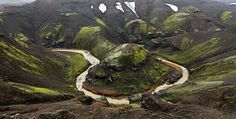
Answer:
[{"xmin": 52, "ymin": 49, "xmax": 189, "ymax": 104}]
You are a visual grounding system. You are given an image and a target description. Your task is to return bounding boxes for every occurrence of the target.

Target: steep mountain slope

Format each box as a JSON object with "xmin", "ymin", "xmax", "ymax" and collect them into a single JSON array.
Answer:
[
  {"xmin": 0, "ymin": 33, "xmax": 88, "ymax": 105},
  {"xmin": 155, "ymin": 27, "xmax": 236, "ymax": 112}
]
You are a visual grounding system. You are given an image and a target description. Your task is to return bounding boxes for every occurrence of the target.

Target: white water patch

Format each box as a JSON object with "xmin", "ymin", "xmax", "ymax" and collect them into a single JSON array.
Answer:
[
  {"xmin": 116, "ymin": 2, "xmax": 124, "ymax": 12},
  {"xmin": 124, "ymin": 1, "xmax": 139, "ymax": 17},
  {"xmin": 165, "ymin": 3, "xmax": 179, "ymax": 12},
  {"xmin": 99, "ymin": 3, "xmax": 107, "ymax": 13},
  {"xmin": 91, "ymin": 5, "xmax": 94, "ymax": 9}
]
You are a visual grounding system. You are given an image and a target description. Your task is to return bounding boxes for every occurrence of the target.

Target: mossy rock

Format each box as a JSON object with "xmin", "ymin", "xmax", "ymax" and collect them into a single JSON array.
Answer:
[
  {"xmin": 104, "ymin": 44, "xmax": 148, "ymax": 69},
  {"xmin": 96, "ymin": 18, "xmax": 107, "ymax": 27},
  {"xmin": 13, "ymin": 33, "xmax": 29, "ymax": 48},
  {"xmin": 220, "ymin": 11, "xmax": 232, "ymax": 23},
  {"xmin": 96, "ymin": 96, "xmax": 109, "ymax": 105},
  {"xmin": 37, "ymin": 23, "xmax": 65, "ymax": 47},
  {"xmin": 73, "ymin": 26, "xmax": 115, "ymax": 59},
  {"xmin": 163, "ymin": 12, "xmax": 190, "ymax": 30},
  {"xmin": 79, "ymin": 96, "xmax": 94, "ymax": 105},
  {"xmin": 89, "ymin": 67, "xmax": 108, "ymax": 79},
  {"xmin": 125, "ymin": 19, "xmax": 148, "ymax": 34}
]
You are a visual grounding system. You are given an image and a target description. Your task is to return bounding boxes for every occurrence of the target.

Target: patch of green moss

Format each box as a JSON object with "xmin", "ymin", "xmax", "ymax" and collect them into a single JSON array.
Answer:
[
  {"xmin": 0, "ymin": 41, "xmax": 44, "ymax": 75},
  {"xmin": 180, "ymin": 37, "xmax": 193, "ymax": 51},
  {"xmin": 66, "ymin": 53, "xmax": 89, "ymax": 83},
  {"xmin": 125, "ymin": 19, "xmax": 148, "ymax": 34},
  {"xmin": 55, "ymin": 23, "xmax": 63, "ymax": 33},
  {"xmin": 37, "ymin": 23, "xmax": 65, "ymax": 46},
  {"xmin": 139, "ymin": 21, "xmax": 148, "ymax": 34},
  {"xmin": 157, "ymin": 37, "xmax": 220, "ymax": 64},
  {"xmin": 150, "ymin": 17, "xmax": 157, "ymax": 25},
  {"xmin": 121, "ymin": 45, "xmax": 147, "ymax": 66},
  {"xmin": 191, "ymin": 55, "xmax": 236, "ymax": 81},
  {"xmin": 89, "ymin": 67, "xmax": 108, "ymax": 79},
  {"xmin": 131, "ymin": 103, "xmax": 141, "ymax": 109},
  {"xmin": 38, "ymin": 24, "xmax": 50, "ymax": 39},
  {"xmin": 105, "ymin": 44, "xmax": 148, "ymax": 68},
  {"xmin": 220, "ymin": 11, "xmax": 232, "ymax": 23},
  {"xmin": 60, "ymin": 12, "xmax": 78, "ymax": 17},
  {"xmin": 9, "ymin": 82, "xmax": 60, "ymax": 95},
  {"xmin": 13, "ymin": 33, "xmax": 29, "ymax": 48},
  {"xmin": 161, "ymin": 81, "xmax": 223, "ymax": 101},
  {"xmin": 91, "ymin": 57, "xmax": 170, "ymax": 95},
  {"xmin": 163, "ymin": 12, "xmax": 189, "ymax": 30},
  {"xmin": 224, "ymin": 95, "xmax": 236, "ymax": 100},
  {"xmin": 54, "ymin": 23, "xmax": 65, "ymax": 43},
  {"xmin": 96, "ymin": 18, "xmax": 107, "ymax": 27},
  {"xmin": 125, "ymin": 19, "xmax": 142, "ymax": 28},
  {"xmin": 74, "ymin": 26, "xmax": 114, "ymax": 59},
  {"xmin": 74, "ymin": 26, "xmax": 101, "ymax": 49}
]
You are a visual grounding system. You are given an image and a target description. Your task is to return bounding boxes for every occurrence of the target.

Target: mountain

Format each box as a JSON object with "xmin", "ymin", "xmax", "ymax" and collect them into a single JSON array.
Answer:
[{"xmin": 0, "ymin": 0, "xmax": 235, "ymax": 118}]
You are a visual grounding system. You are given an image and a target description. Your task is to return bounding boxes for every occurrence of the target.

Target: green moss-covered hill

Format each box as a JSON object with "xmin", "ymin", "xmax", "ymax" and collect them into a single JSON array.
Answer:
[
  {"xmin": 154, "ymin": 27, "xmax": 236, "ymax": 111},
  {"xmin": 84, "ymin": 44, "xmax": 174, "ymax": 96},
  {"xmin": 0, "ymin": 34, "xmax": 89, "ymax": 105},
  {"xmin": 162, "ymin": 6, "xmax": 224, "ymax": 33},
  {"xmin": 73, "ymin": 26, "xmax": 115, "ymax": 59}
]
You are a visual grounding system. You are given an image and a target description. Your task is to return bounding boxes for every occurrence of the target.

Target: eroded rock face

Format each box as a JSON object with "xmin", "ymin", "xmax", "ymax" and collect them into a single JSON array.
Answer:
[{"xmin": 141, "ymin": 93, "xmax": 176, "ymax": 112}]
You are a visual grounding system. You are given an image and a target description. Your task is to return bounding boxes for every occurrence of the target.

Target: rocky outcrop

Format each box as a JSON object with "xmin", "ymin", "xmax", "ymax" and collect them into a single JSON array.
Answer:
[
  {"xmin": 141, "ymin": 93, "xmax": 176, "ymax": 112},
  {"xmin": 78, "ymin": 96, "xmax": 94, "ymax": 105}
]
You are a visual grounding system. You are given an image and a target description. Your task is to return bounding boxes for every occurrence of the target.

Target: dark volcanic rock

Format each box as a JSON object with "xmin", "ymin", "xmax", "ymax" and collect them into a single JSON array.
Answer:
[
  {"xmin": 37, "ymin": 109, "xmax": 76, "ymax": 119},
  {"xmin": 141, "ymin": 93, "xmax": 176, "ymax": 112},
  {"xmin": 96, "ymin": 96, "xmax": 109, "ymax": 105},
  {"xmin": 79, "ymin": 96, "xmax": 94, "ymax": 105}
]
